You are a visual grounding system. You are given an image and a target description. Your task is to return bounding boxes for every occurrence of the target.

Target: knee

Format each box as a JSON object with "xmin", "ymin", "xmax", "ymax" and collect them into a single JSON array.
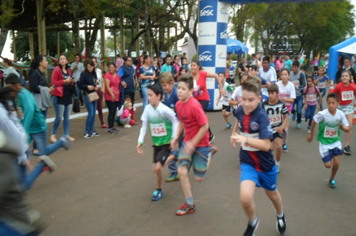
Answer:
[
  {"xmin": 240, "ymin": 194, "xmax": 253, "ymax": 208},
  {"xmin": 178, "ymin": 166, "xmax": 188, "ymax": 177},
  {"xmin": 333, "ymin": 160, "xmax": 340, "ymax": 168},
  {"xmin": 154, "ymin": 165, "xmax": 162, "ymax": 174},
  {"xmin": 324, "ymin": 162, "xmax": 332, "ymax": 168},
  {"xmin": 276, "ymin": 146, "xmax": 282, "ymax": 152}
]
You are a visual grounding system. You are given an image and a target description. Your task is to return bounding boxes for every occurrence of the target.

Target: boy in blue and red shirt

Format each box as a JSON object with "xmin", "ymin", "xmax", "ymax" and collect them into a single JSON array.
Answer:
[{"xmin": 230, "ymin": 76, "xmax": 286, "ymax": 236}]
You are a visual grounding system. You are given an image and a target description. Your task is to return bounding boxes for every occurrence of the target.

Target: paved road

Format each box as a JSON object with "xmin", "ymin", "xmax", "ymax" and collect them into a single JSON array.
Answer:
[{"xmin": 27, "ymin": 101, "xmax": 356, "ymax": 236}]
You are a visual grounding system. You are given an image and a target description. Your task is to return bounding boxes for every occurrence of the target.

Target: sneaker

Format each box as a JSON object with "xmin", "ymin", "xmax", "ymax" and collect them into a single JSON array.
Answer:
[
  {"xmin": 226, "ymin": 123, "xmax": 232, "ymax": 130},
  {"xmin": 292, "ymin": 114, "xmax": 296, "ymax": 121},
  {"xmin": 151, "ymin": 189, "xmax": 163, "ymax": 201},
  {"xmin": 39, "ymin": 155, "xmax": 57, "ymax": 172},
  {"xmin": 276, "ymin": 165, "xmax": 280, "ymax": 173},
  {"xmin": 165, "ymin": 173, "xmax": 180, "ymax": 182},
  {"xmin": 80, "ymin": 104, "xmax": 84, "ymax": 109},
  {"xmin": 101, "ymin": 124, "xmax": 109, "ymax": 129},
  {"xmin": 176, "ymin": 203, "xmax": 195, "ymax": 216},
  {"xmin": 92, "ymin": 131, "xmax": 100, "ymax": 137},
  {"xmin": 243, "ymin": 218, "xmax": 259, "ymax": 236},
  {"xmin": 124, "ymin": 124, "xmax": 132, "ymax": 128},
  {"xmin": 297, "ymin": 123, "xmax": 301, "ymax": 129},
  {"xmin": 282, "ymin": 144, "xmax": 288, "ymax": 153},
  {"xmin": 307, "ymin": 129, "xmax": 311, "ymax": 133},
  {"xmin": 112, "ymin": 127, "xmax": 119, "ymax": 132},
  {"xmin": 344, "ymin": 146, "xmax": 351, "ymax": 155},
  {"xmin": 209, "ymin": 134, "xmax": 215, "ymax": 142},
  {"xmin": 59, "ymin": 136, "xmax": 71, "ymax": 150},
  {"xmin": 108, "ymin": 129, "xmax": 117, "ymax": 135},
  {"xmin": 329, "ymin": 178, "xmax": 336, "ymax": 188},
  {"xmin": 276, "ymin": 214, "xmax": 287, "ymax": 235},
  {"xmin": 84, "ymin": 133, "xmax": 92, "ymax": 139}
]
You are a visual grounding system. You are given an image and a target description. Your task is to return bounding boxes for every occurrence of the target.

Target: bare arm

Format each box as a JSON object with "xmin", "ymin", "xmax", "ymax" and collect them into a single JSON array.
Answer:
[
  {"xmin": 231, "ymin": 133, "xmax": 271, "ymax": 152},
  {"xmin": 207, "ymin": 72, "xmax": 226, "ymax": 96},
  {"xmin": 307, "ymin": 120, "xmax": 316, "ymax": 142}
]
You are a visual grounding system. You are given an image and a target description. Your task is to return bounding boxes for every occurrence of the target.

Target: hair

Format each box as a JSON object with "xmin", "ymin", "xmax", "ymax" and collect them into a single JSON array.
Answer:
[
  {"xmin": 300, "ymin": 65, "xmax": 308, "ymax": 72},
  {"xmin": 191, "ymin": 60, "xmax": 202, "ymax": 70},
  {"xmin": 91, "ymin": 56, "xmax": 97, "ymax": 62},
  {"xmin": 143, "ymin": 55, "xmax": 151, "ymax": 64},
  {"xmin": 292, "ymin": 60, "xmax": 300, "ymax": 67},
  {"xmin": 174, "ymin": 55, "xmax": 180, "ymax": 60},
  {"xmin": 5, "ymin": 73, "xmax": 21, "ymax": 85},
  {"xmin": 180, "ymin": 67, "xmax": 187, "ymax": 75},
  {"xmin": 2, "ymin": 58, "xmax": 13, "ymax": 67},
  {"xmin": 341, "ymin": 70, "xmax": 352, "ymax": 79},
  {"xmin": 58, "ymin": 54, "xmax": 69, "ymax": 70},
  {"xmin": 242, "ymin": 76, "xmax": 261, "ymax": 96},
  {"xmin": 160, "ymin": 72, "xmax": 174, "ymax": 84},
  {"xmin": 280, "ymin": 68, "xmax": 290, "ymax": 75},
  {"xmin": 84, "ymin": 58, "xmax": 97, "ymax": 78},
  {"xmin": 75, "ymin": 54, "xmax": 81, "ymax": 60},
  {"xmin": 29, "ymin": 55, "xmax": 45, "ymax": 75},
  {"xmin": 252, "ymin": 53, "xmax": 256, "ymax": 57},
  {"xmin": 262, "ymin": 56, "xmax": 270, "ymax": 62},
  {"xmin": 178, "ymin": 74, "xmax": 194, "ymax": 90},
  {"xmin": 250, "ymin": 65, "xmax": 258, "ymax": 71},
  {"xmin": 148, "ymin": 83, "xmax": 163, "ymax": 100},
  {"xmin": 306, "ymin": 75, "xmax": 314, "ymax": 81},
  {"xmin": 124, "ymin": 101, "xmax": 132, "ymax": 108},
  {"xmin": 123, "ymin": 56, "xmax": 132, "ymax": 62},
  {"xmin": 166, "ymin": 54, "xmax": 172, "ymax": 59},
  {"xmin": 344, "ymin": 57, "xmax": 350, "ymax": 62},
  {"xmin": 219, "ymin": 71, "xmax": 226, "ymax": 77},
  {"xmin": 0, "ymin": 87, "xmax": 17, "ymax": 113},
  {"xmin": 267, "ymin": 83, "xmax": 279, "ymax": 94},
  {"xmin": 327, "ymin": 93, "xmax": 339, "ymax": 103}
]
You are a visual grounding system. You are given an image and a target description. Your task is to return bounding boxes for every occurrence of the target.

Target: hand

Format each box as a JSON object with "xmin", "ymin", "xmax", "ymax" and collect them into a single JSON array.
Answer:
[
  {"xmin": 170, "ymin": 138, "xmax": 178, "ymax": 152},
  {"xmin": 220, "ymin": 88, "xmax": 226, "ymax": 97},
  {"xmin": 95, "ymin": 85, "xmax": 99, "ymax": 91},
  {"xmin": 307, "ymin": 134, "xmax": 313, "ymax": 142},
  {"xmin": 230, "ymin": 132, "xmax": 238, "ymax": 148},
  {"xmin": 231, "ymin": 133, "xmax": 248, "ymax": 148},
  {"xmin": 137, "ymin": 144, "xmax": 144, "ymax": 155},
  {"xmin": 111, "ymin": 94, "xmax": 115, "ymax": 102},
  {"xmin": 74, "ymin": 64, "xmax": 78, "ymax": 70},
  {"xmin": 26, "ymin": 160, "xmax": 34, "ymax": 172},
  {"xmin": 317, "ymin": 105, "xmax": 321, "ymax": 111},
  {"xmin": 49, "ymin": 86, "xmax": 55, "ymax": 93},
  {"xmin": 184, "ymin": 141, "xmax": 196, "ymax": 155},
  {"xmin": 87, "ymin": 85, "xmax": 94, "ymax": 91},
  {"xmin": 64, "ymin": 78, "xmax": 72, "ymax": 84},
  {"xmin": 216, "ymin": 101, "xmax": 219, "ymax": 106},
  {"xmin": 275, "ymin": 126, "xmax": 284, "ymax": 134}
]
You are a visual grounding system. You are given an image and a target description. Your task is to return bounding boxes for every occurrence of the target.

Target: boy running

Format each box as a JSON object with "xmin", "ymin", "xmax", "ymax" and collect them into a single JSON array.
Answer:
[
  {"xmin": 230, "ymin": 76, "xmax": 286, "ymax": 236},
  {"xmin": 137, "ymin": 83, "xmax": 178, "ymax": 201},
  {"xmin": 171, "ymin": 74, "xmax": 210, "ymax": 216},
  {"xmin": 307, "ymin": 93, "xmax": 350, "ymax": 188},
  {"xmin": 216, "ymin": 72, "xmax": 234, "ymax": 129},
  {"xmin": 262, "ymin": 84, "xmax": 289, "ymax": 173}
]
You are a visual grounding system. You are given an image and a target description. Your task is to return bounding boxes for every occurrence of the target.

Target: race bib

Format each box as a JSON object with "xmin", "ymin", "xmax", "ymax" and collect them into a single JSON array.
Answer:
[
  {"xmin": 150, "ymin": 123, "xmax": 167, "ymax": 137},
  {"xmin": 318, "ymin": 82, "xmax": 325, "ymax": 88},
  {"xmin": 292, "ymin": 80, "xmax": 299, "ymax": 87},
  {"xmin": 306, "ymin": 94, "xmax": 317, "ymax": 102},
  {"xmin": 324, "ymin": 126, "xmax": 338, "ymax": 138},
  {"xmin": 269, "ymin": 114, "xmax": 281, "ymax": 126},
  {"xmin": 240, "ymin": 132, "xmax": 260, "ymax": 151},
  {"xmin": 342, "ymin": 91, "xmax": 354, "ymax": 101}
]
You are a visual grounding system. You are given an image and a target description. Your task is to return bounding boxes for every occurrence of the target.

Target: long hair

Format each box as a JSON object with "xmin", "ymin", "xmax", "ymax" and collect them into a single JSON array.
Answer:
[
  {"xmin": 84, "ymin": 58, "xmax": 97, "ymax": 79},
  {"xmin": 29, "ymin": 55, "xmax": 45, "ymax": 75},
  {"xmin": 57, "ymin": 54, "xmax": 69, "ymax": 70}
]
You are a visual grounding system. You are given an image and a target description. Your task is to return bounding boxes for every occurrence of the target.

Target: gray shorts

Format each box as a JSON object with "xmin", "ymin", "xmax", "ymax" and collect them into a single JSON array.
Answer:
[{"xmin": 338, "ymin": 103, "xmax": 354, "ymax": 115}]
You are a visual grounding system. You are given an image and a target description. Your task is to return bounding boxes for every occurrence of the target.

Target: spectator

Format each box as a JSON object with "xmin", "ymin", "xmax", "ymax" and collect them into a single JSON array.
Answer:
[
  {"xmin": 335, "ymin": 57, "xmax": 356, "ymax": 84},
  {"xmin": 105, "ymin": 63, "xmax": 121, "ymax": 134},
  {"xmin": 139, "ymin": 55, "xmax": 156, "ymax": 110},
  {"xmin": 70, "ymin": 54, "xmax": 85, "ymax": 108}
]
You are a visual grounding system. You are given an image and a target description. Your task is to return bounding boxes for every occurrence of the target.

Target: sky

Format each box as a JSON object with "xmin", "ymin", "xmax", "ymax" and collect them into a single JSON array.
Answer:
[{"xmin": 2, "ymin": 0, "xmax": 356, "ymax": 60}]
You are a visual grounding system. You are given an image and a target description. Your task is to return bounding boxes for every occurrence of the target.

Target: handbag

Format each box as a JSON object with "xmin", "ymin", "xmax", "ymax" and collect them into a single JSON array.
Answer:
[
  {"xmin": 87, "ymin": 76, "xmax": 99, "ymax": 103},
  {"xmin": 72, "ymin": 98, "xmax": 80, "ymax": 113}
]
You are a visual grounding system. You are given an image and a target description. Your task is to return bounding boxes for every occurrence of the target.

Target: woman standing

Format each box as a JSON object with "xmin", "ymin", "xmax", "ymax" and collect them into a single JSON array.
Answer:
[
  {"xmin": 139, "ymin": 55, "xmax": 156, "ymax": 110},
  {"xmin": 104, "ymin": 63, "xmax": 121, "ymax": 134},
  {"xmin": 191, "ymin": 60, "xmax": 226, "ymax": 141},
  {"xmin": 92, "ymin": 56, "xmax": 108, "ymax": 129},
  {"xmin": 51, "ymin": 54, "xmax": 75, "ymax": 143}
]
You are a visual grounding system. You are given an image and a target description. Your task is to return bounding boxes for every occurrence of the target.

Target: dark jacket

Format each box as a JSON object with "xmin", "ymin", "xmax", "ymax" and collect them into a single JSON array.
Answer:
[
  {"xmin": 29, "ymin": 69, "xmax": 48, "ymax": 94},
  {"xmin": 78, "ymin": 71, "xmax": 97, "ymax": 94},
  {"xmin": 335, "ymin": 67, "xmax": 356, "ymax": 84}
]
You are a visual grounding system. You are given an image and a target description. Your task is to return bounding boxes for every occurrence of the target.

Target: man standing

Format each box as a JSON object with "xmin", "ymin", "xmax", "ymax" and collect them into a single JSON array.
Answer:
[
  {"xmin": 70, "ymin": 54, "xmax": 85, "ymax": 107},
  {"xmin": 161, "ymin": 54, "xmax": 173, "ymax": 74},
  {"xmin": 259, "ymin": 56, "xmax": 277, "ymax": 101},
  {"xmin": 284, "ymin": 55, "xmax": 292, "ymax": 71},
  {"xmin": 335, "ymin": 57, "xmax": 356, "ymax": 84},
  {"xmin": 119, "ymin": 56, "xmax": 135, "ymax": 106}
]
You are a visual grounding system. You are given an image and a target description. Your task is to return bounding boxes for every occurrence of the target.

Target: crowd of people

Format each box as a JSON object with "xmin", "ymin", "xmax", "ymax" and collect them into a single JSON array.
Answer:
[{"xmin": 0, "ymin": 50, "xmax": 355, "ymax": 236}]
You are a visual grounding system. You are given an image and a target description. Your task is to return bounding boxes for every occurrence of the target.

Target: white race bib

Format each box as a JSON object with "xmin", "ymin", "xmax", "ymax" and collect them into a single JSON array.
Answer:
[
  {"xmin": 306, "ymin": 94, "xmax": 317, "ymax": 102},
  {"xmin": 150, "ymin": 123, "xmax": 167, "ymax": 137},
  {"xmin": 318, "ymin": 82, "xmax": 325, "ymax": 88},
  {"xmin": 341, "ymin": 91, "xmax": 354, "ymax": 101},
  {"xmin": 324, "ymin": 126, "xmax": 338, "ymax": 138},
  {"xmin": 269, "ymin": 114, "xmax": 281, "ymax": 126},
  {"xmin": 292, "ymin": 80, "xmax": 299, "ymax": 87},
  {"xmin": 240, "ymin": 132, "xmax": 260, "ymax": 151}
]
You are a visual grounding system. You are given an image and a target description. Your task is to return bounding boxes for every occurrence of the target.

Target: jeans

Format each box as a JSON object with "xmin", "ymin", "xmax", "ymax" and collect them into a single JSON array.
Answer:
[
  {"xmin": 76, "ymin": 81, "xmax": 84, "ymax": 105},
  {"xmin": 292, "ymin": 95, "xmax": 304, "ymax": 123},
  {"xmin": 141, "ymin": 86, "xmax": 148, "ymax": 110},
  {"xmin": 31, "ymin": 131, "xmax": 64, "ymax": 156},
  {"xmin": 319, "ymin": 88, "xmax": 326, "ymax": 110},
  {"xmin": 305, "ymin": 104, "xmax": 317, "ymax": 128},
  {"xmin": 105, "ymin": 100, "xmax": 120, "ymax": 129},
  {"xmin": 52, "ymin": 96, "xmax": 72, "ymax": 136},
  {"xmin": 84, "ymin": 95, "xmax": 97, "ymax": 134},
  {"xmin": 33, "ymin": 109, "xmax": 48, "ymax": 151},
  {"xmin": 19, "ymin": 161, "xmax": 45, "ymax": 191},
  {"xmin": 0, "ymin": 221, "xmax": 38, "ymax": 236}
]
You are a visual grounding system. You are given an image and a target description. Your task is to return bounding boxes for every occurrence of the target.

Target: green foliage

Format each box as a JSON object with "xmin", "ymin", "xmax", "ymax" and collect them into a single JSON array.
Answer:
[
  {"xmin": 191, "ymin": 54, "xmax": 197, "ymax": 62},
  {"xmin": 230, "ymin": 53, "xmax": 237, "ymax": 61}
]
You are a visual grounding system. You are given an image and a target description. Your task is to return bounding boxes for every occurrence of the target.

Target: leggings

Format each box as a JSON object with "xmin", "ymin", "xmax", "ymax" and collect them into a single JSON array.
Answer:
[
  {"xmin": 105, "ymin": 100, "xmax": 120, "ymax": 129},
  {"xmin": 198, "ymin": 100, "xmax": 213, "ymax": 137},
  {"xmin": 97, "ymin": 88, "xmax": 105, "ymax": 125}
]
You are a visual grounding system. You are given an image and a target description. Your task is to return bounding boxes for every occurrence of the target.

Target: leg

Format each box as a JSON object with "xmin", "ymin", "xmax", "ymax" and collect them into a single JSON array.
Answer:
[
  {"xmin": 105, "ymin": 101, "xmax": 114, "ymax": 129},
  {"xmin": 270, "ymin": 140, "xmax": 275, "ymax": 151},
  {"xmin": 178, "ymin": 165, "xmax": 192, "ymax": 199},
  {"xmin": 330, "ymin": 155, "xmax": 340, "ymax": 179},
  {"xmin": 308, "ymin": 105, "xmax": 317, "ymax": 128},
  {"xmin": 23, "ymin": 161, "xmax": 46, "ymax": 191},
  {"xmin": 89, "ymin": 101, "xmax": 97, "ymax": 133},
  {"xmin": 51, "ymin": 96, "xmax": 64, "ymax": 135},
  {"xmin": 84, "ymin": 95, "xmax": 93, "ymax": 134},
  {"xmin": 275, "ymin": 138, "xmax": 283, "ymax": 163},
  {"xmin": 154, "ymin": 162, "xmax": 163, "ymax": 189},
  {"xmin": 296, "ymin": 96, "xmax": 304, "ymax": 124},
  {"xmin": 63, "ymin": 104, "xmax": 72, "ymax": 136},
  {"xmin": 77, "ymin": 82, "xmax": 84, "ymax": 106},
  {"xmin": 141, "ymin": 86, "xmax": 148, "ymax": 110},
  {"xmin": 345, "ymin": 114, "xmax": 353, "ymax": 146},
  {"xmin": 240, "ymin": 180, "xmax": 257, "ymax": 222},
  {"xmin": 31, "ymin": 132, "xmax": 64, "ymax": 156},
  {"xmin": 264, "ymin": 189, "xmax": 284, "ymax": 215},
  {"xmin": 223, "ymin": 111, "xmax": 230, "ymax": 123},
  {"xmin": 96, "ymin": 88, "xmax": 105, "ymax": 125}
]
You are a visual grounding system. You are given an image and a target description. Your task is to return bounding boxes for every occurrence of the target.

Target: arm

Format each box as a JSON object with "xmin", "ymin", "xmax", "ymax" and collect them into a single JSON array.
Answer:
[
  {"xmin": 29, "ymin": 73, "xmax": 41, "ymax": 93},
  {"xmin": 165, "ymin": 108, "xmax": 179, "ymax": 139},
  {"xmin": 105, "ymin": 78, "xmax": 115, "ymax": 101},
  {"xmin": 207, "ymin": 72, "xmax": 226, "ymax": 96},
  {"xmin": 276, "ymin": 113, "xmax": 289, "ymax": 134},
  {"xmin": 229, "ymin": 98, "xmax": 239, "ymax": 106},
  {"xmin": 216, "ymin": 92, "xmax": 222, "ymax": 106},
  {"xmin": 183, "ymin": 123, "xmax": 209, "ymax": 155},
  {"xmin": 137, "ymin": 112, "xmax": 148, "ymax": 154},
  {"xmin": 307, "ymin": 120, "xmax": 317, "ymax": 142},
  {"xmin": 317, "ymin": 90, "xmax": 322, "ymax": 109},
  {"xmin": 230, "ymin": 119, "xmax": 240, "ymax": 147},
  {"xmin": 18, "ymin": 93, "xmax": 34, "ymax": 141},
  {"xmin": 230, "ymin": 134, "xmax": 271, "ymax": 152},
  {"xmin": 170, "ymin": 121, "xmax": 184, "ymax": 151}
]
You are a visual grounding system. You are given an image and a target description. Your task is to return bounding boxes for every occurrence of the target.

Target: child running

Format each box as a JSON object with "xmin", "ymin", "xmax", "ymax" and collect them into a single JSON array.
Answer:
[
  {"xmin": 231, "ymin": 76, "xmax": 286, "ymax": 236},
  {"xmin": 332, "ymin": 70, "xmax": 356, "ymax": 155},
  {"xmin": 307, "ymin": 93, "xmax": 350, "ymax": 188},
  {"xmin": 229, "ymin": 72, "xmax": 248, "ymax": 108},
  {"xmin": 216, "ymin": 72, "xmax": 234, "ymax": 129},
  {"xmin": 276, "ymin": 69, "xmax": 296, "ymax": 153},
  {"xmin": 262, "ymin": 84, "xmax": 289, "ymax": 173},
  {"xmin": 304, "ymin": 76, "xmax": 322, "ymax": 133},
  {"xmin": 137, "ymin": 83, "xmax": 178, "ymax": 201},
  {"xmin": 315, "ymin": 67, "xmax": 328, "ymax": 110},
  {"xmin": 170, "ymin": 74, "xmax": 210, "ymax": 216}
]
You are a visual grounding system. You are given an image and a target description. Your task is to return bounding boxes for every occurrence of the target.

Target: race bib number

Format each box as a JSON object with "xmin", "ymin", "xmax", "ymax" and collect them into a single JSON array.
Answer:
[
  {"xmin": 292, "ymin": 80, "xmax": 299, "ymax": 87},
  {"xmin": 150, "ymin": 123, "xmax": 167, "ymax": 137},
  {"xmin": 306, "ymin": 94, "xmax": 317, "ymax": 102},
  {"xmin": 342, "ymin": 91, "xmax": 354, "ymax": 101},
  {"xmin": 318, "ymin": 82, "xmax": 325, "ymax": 88},
  {"xmin": 269, "ymin": 114, "xmax": 281, "ymax": 126},
  {"xmin": 324, "ymin": 126, "xmax": 338, "ymax": 138},
  {"xmin": 240, "ymin": 132, "xmax": 260, "ymax": 151}
]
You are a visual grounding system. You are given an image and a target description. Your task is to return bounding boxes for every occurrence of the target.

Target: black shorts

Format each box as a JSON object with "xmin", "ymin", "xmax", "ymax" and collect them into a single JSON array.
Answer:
[
  {"xmin": 153, "ymin": 144, "xmax": 171, "ymax": 165},
  {"xmin": 222, "ymin": 105, "xmax": 231, "ymax": 113},
  {"xmin": 273, "ymin": 132, "xmax": 283, "ymax": 139}
]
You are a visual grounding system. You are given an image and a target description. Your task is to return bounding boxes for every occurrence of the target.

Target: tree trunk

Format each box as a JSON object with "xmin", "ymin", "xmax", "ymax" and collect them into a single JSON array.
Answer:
[
  {"xmin": 85, "ymin": 18, "xmax": 101, "ymax": 57},
  {"xmin": 72, "ymin": 19, "xmax": 81, "ymax": 55}
]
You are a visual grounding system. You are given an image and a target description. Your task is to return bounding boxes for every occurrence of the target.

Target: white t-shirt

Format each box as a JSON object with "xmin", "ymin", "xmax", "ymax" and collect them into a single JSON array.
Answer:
[
  {"xmin": 231, "ymin": 86, "xmax": 242, "ymax": 107},
  {"xmin": 4, "ymin": 66, "xmax": 20, "ymax": 78},
  {"xmin": 70, "ymin": 62, "xmax": 85, "ymax": 82},
  {"xmin": 277, "ymin": 81, "xmax": 296, "ymax": 112},
  {"xmin": 259, "ymin": 66, "xmax": 277, "ymax": 97},
  {"xmin": 96, "ymin": 68, "xmax": 102, "ymax": 87},
  {"xmin": 222, "ymin": 81, "xmax": 233, "ymax": 106}
]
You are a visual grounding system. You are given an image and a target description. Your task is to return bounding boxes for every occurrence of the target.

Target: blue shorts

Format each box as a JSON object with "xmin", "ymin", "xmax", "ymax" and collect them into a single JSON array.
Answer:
[
  {"xmin": 178, "ymin": 142, "xmax": 210, "ymax": 178},
  {"xmin": 321, "ymin": 147, "xmax": 343, "ymax": 163},
  {"xmin": 240, "ymin": 164, "xmax": 278, "ymax": 191}
]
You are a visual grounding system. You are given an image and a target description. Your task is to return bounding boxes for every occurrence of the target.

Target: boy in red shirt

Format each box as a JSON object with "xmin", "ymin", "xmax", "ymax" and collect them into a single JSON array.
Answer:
[{"xmin": 171, "ymin": 74, "xmax": 210, "ymax": 216}]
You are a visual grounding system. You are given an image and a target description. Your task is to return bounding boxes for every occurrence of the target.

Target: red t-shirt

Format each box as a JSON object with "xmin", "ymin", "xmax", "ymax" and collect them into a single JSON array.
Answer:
[
  {"xmin": 333, "ymin": 82, "xmax": 356, "ymax": 106},
  {"xmin": 104, "ymin": 72, "xmax": 121, "ymax": 101},
  {"xmin": 176, "ymin": 97, "xmax": 210, "ymax": 147},
  {"xmin": 193, "ymin": 70, "xmax": 209, "ymax": 101}
]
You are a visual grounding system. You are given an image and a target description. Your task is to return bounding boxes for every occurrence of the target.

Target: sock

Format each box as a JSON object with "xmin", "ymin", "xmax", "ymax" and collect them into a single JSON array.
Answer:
[
  {"xmin": 186, "ymin": 197, "xmax": 194, "ymax": 206},
  {"xmin": 276, "ymin": 211, "xmax": 284, "ymax": 218},
  {"xmin": 250, "ymin": 217, "xmax": 258, "ymax": 226},
  {"xmin": 276, "ymin": 161, "xmax": 280, "ymax": 166},
  {"xmin": 156, "ymin": 188, "xmax": 161, "ymax": 191}
]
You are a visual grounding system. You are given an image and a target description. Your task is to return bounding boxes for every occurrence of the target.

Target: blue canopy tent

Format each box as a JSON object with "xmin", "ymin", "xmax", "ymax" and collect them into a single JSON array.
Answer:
[
  {"xmin": 328, "ymin": 37, "xmax": 356, "ymax": 81},
  {"xmin": 227, "ymin": 38, "xmax": 249, "ymax": 55}
]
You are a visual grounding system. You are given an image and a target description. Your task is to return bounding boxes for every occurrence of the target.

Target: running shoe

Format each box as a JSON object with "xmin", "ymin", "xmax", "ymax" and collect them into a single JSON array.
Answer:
[
  {"xmin": 165, "ymin": 173, "xmax": 180, "ymax": 182},
  {"xmin": 59, "ymin": 136, "xmax": 71, "ymax": 150},
  {"xmin": 329, "ymin": 178, "xmax": 336, "ymax": 188},
  {"xmin": 92, "ymin": 131, "xmax": 100, "ymax": 137},
  {"xmin": 282, "ymin": 144, "xmax": 288, "ymax": 153},
  {"xmin": 297, "ymin": 123, "xmax": 301, "ymax": 129},
  {"xmin": 226, "ymin": 123, "xmax": 232, "ymax": 130},
  {"xmin": 209, "ymin": 134, "xmax": 215, "ymax": 142},
  {"xmin": 307, "ymin": 129, "xmax": 311, "ymax": 133},
  {"xmin": 84, "ymin": 133, "xmax": 92, "ymax": 139},
  {"xmin": 292, "ymin": 113, "xmax": 296, "ymax": 121},
  {"xmin": 276, "ymin": 214, "xmax": 287, "ymax": 235},
  {"xmin": 305, "ymin": 118, "xmax": 308, "ymax": 123},
  {"xmin": 39, "ymin": 155, "xmax": 57, "ymax": 172},
  {"xmin": 124, "ymin": 124, "xmax": 132, "ymax": 128},
  {"xmin": 243, "ymin": 218, "xmax": 259, "ymax": 236},
  {"xmin": 276, "ymin": 165, "xmax": 280, "ymax": 173},
  {"xmin": 151, "ymin": 189, "xmax": 163, "ymax": 201},
  {"xmin": 176, "ymin": 203, "xmax": 195, "ymax": 216},
  {"xmin": 344, "ymin": 146, "xmax": 351, "ymax": 155}
]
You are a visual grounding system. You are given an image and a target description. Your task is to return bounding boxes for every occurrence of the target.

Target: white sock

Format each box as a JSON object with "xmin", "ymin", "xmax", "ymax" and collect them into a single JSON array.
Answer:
[
  {"xmin": 250, "ymin": 217, "xmax": 258, "ymax": 226},
  {"xmin": 276, "ymin": 161, "xmax": 280, "ymax": 166},
  {"xmin": 277, "ymin": 211, "xmax": 284, "ymax": 218}
]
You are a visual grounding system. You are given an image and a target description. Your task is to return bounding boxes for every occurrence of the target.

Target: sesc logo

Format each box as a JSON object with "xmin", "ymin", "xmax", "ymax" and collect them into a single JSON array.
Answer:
[
  {"xmin": 218, "ymin": 52, "xmax": 226, "ymax": 60},
  {"xmin": 220, "ymin": 29, "xmax": 228, "ymax": 40},
  {"xmin": 220, "ymin": 6, "xmax": 228, "ymax": 15},
  {"xmin": 200, "ymin": 5, "xmax": 214, "ymax": 17},
  {"xmin": 199, "ymin": 51, "xmax": 213, "ymax": 62}
]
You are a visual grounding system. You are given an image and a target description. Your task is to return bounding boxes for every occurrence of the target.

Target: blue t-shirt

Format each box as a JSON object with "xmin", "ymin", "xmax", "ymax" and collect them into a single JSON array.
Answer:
[
  {"xmin": 234, "ymin": 105, "xmax": 275, "ymax": 172},
  {"xmin": 160, "ymin": 64, "xmax": 172, "ymax": 73},
  {"xmin": 284, "ymin": 59, "xmax": 292, "ymax": 71},
  {"xmin": 139, "ymin": 65, "xmax": 154, "ymax": 84},
  {"xmin": 163, "ymin": 86, "xmax": 179, "ymax": 112},
  {"xmin": 229, "ymin": 66, "xmax": 235, "ymax": 78}
]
